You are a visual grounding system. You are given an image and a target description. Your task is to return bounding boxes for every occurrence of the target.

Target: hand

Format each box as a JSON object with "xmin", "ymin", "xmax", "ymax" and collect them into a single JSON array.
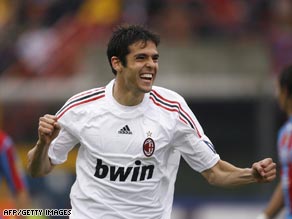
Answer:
[
  {"xmin": 38, "ymin": 114, "xmax": 61, "ymax": 147},
  {"xmin": 251, "ymin": 158, "xmax": 276, "ymax": 183}
]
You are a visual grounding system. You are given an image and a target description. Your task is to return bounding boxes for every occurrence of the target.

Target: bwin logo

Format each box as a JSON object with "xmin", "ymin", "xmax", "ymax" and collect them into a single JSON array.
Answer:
[{"xmin": 94, "ymin": 159, "xmax": 154, "ymax": 182}]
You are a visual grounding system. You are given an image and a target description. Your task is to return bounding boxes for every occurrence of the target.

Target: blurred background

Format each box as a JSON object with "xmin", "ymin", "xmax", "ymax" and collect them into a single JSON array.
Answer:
[{"xmin": 0, "ymin": 0, "xmax": 291, "ymax": 218}]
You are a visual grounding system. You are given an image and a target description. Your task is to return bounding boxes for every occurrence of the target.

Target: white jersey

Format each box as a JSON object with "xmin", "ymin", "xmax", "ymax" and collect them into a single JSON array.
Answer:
[{"xmin": 48, "ymin": 79, "xmax": 220, "ymax": 219}]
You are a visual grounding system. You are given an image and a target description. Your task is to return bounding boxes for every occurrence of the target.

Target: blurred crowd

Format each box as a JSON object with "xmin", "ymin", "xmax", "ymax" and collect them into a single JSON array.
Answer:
[
  {"xmin": 0, "ymin": 0, "xmax": 291, "ymax": 143},
  {"xmin": 0, "ymin": 0, "xmax": 291, "ymax": 79}
]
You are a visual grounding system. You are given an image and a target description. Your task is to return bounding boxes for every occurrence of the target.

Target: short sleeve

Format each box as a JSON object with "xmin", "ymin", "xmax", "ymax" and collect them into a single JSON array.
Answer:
[
  {"xmin": 172, "ymin": 120, "xmax": 220, "ymax": 172},
  {"xmin": 168, "ymin": 95, "xmax": 220, "ymax": 172},
  {"xmin": 48, "ymin": 127, "xmax": 79, "ymax": 165}
]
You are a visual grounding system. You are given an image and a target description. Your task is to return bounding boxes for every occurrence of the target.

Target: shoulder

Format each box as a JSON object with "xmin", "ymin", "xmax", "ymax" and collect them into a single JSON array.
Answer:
[
  {"xmin": 0, "ymin": 130, "xmax": 12, "ymax": 151},
  {"xmin": 149, "ymin": 86, "xmax": 188, "ymax": 118},
  {"xmin": 65, "ymin": 87, "xmax": 106, "ymax": 107},
  {"xmin": 0, "ymin": 130, "xmax": 6, "ymax": 139},
  {"xmin": 278, "ymin": 120, "xmax": 292, "ymax": 143},
  {"xmin": 56, "ymin": 86, "xmax": 106, "ymax": 119},
  {"xmin": 280, "ymin": 120, "xmax": 292, "ymax": 133},
  {"xmin": 0, "ymin": 130, "xmax": 10, "ymax": 143},
  {"xmin": 150, "ymin": 86, "xmax": 204, "ymax": 136},
  {"xmin": 149, "ymin": 86, "xmax": 188, "ymax": 113},
  {"xmin": 150, "ymin": 86, "xmax": 185, "ymax": 104}
]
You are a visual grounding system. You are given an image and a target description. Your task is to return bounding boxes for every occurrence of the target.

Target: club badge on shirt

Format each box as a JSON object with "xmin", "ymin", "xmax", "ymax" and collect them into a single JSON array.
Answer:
[{"xmin": 143, "ymin": 131, "xmax": 155, "ymax": 157}]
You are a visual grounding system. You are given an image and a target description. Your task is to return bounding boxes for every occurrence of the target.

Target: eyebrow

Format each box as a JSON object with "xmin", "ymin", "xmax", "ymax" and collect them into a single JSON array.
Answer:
[{"xmin": 134, "ymin": 53, "xmax": 159, "ymax": 58}]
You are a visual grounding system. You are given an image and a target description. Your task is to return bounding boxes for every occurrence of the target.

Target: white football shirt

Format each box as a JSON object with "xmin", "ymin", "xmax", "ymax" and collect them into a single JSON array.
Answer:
[{"xmin": 48, "ymin": 79, "xmax": 220, "ymax": 219}]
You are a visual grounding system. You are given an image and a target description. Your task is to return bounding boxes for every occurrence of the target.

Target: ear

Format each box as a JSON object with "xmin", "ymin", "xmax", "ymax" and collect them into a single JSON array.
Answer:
[{"xmin": 111, "ymin": 56, "xmax": 122, "ymax": 73}]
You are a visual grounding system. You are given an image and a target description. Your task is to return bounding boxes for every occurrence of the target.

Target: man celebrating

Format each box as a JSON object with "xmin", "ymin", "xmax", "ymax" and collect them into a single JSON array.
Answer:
[{"xmin": 27, "ymin": 24, "xmax": 276, "ymax": 219}]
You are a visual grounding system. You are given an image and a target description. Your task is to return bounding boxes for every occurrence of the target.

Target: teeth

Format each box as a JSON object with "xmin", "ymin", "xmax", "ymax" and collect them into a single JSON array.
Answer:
[{"xmin": 141, "ymin": 73, "xmax": 152, "ymax": 79}]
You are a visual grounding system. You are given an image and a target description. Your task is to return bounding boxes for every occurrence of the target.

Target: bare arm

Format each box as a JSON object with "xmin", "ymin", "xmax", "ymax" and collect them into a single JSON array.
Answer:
[
  {"xmin": 14, "ymin": 189, "xmax": 31, "ymax": 209},
  {"xmin": 201, "ymin": 158, "xmax": 276, "ymax": 187},
  {"xmin": 27, "ymin": 114, "xmax": 60, "ymax": 177},
  {"xmin": 262, "ymin": 181, "xmax": 284, "ymax": 219}
]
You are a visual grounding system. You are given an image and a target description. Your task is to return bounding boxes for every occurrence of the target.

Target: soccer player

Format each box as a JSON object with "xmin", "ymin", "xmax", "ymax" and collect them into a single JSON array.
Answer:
[
  {"xmin": 256, "ymin": 65, "xmax": 292, "ymax": 219},
  {"xmin": 27, "ymin": 24, "xmax": 276, "ymax": 219},
  {"xmin": 0, "ymin": 129, "xmax": 31, "ymax": 218}
]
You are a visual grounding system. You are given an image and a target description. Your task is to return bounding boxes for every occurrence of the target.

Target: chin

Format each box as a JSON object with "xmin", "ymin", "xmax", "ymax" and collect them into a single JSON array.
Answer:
[
  {"xmin": 138, "ymin": 87, "xmax": 150, "ymax": 94},
  {"xmin": 140, "ymin": 83, "xmax": 153, "ymax": 93},
  {"xmin": 142, "ymin": 88, "xmax": 152, "ymax": 93}
]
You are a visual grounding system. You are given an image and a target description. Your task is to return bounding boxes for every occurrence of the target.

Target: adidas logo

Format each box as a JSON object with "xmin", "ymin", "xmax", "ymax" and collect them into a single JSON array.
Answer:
[{"xmin": 118, "ymin": 125, "xmax": 133, "ymax": 134}]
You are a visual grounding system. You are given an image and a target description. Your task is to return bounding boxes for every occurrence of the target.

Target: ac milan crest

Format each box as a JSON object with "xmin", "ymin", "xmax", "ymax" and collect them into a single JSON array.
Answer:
[{"xmin": 143, "ymin": 138, "xmax": 155, "ymax": 157}]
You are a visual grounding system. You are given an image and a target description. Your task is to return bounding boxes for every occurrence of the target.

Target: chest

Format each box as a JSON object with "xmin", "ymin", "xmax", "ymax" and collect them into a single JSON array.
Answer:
[
  {"xmin": 79, "ymin": 114, "xmax": 171, "ymax": 158},
  {"xmin": 278, "ymin": 131, "xmax": 292, "ymax": 165}
]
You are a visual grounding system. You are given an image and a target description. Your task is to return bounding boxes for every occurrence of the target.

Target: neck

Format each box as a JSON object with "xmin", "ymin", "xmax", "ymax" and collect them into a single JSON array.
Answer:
[
  {"xmin": 112, "ymin": 82, "xmax": 144, "ymax": 106},
  {"xmin": 285, "ymin": 99, "xmax": 292, "ymax": 116}
]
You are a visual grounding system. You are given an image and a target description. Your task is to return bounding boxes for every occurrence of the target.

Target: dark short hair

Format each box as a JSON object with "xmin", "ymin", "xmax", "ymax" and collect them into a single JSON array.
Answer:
[
  {"xmin": 279, "ymin": 65, "xmax": 292, "ymax": 96},
  {"xmin": 106, "ymin": 24, "xmax": 160, "ymax": 75}
]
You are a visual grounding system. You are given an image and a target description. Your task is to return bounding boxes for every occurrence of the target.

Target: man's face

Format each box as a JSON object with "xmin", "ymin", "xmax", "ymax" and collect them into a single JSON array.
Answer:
[{"xmin": 119, "ymin": 40, "xmax": 159, "ymax": 94}]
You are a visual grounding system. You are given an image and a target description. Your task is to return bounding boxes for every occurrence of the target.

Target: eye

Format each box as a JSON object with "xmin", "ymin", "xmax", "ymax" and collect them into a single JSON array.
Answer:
[
  {"xmin": 136, "ymin": 55, "xmax": 146, "ymax": 60},
  {"xmin": 152, "ymin": 55, "xmax": 159, "ymax": 63}
]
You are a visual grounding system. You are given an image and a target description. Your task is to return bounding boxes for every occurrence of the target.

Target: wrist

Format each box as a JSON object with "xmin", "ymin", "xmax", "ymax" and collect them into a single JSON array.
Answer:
[
  {"xmin": 36, "ymin": 139, "xmax": 49, "ymax": 149},
  {"xmin": 36, "ymin": 140, "xmax": 44, "ymax": 147}
]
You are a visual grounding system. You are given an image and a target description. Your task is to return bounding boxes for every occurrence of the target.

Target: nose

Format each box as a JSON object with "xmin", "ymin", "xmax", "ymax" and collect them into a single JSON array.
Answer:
[{"xmin": 145, "ymin": 58, "xmax": 157, "ymax": 68}]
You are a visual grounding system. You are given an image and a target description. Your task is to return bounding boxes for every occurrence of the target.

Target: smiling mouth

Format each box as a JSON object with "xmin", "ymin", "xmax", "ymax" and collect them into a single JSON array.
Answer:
[{"xmin": 140, "ymin": 73, "xmax": 153, "ymax": 81}]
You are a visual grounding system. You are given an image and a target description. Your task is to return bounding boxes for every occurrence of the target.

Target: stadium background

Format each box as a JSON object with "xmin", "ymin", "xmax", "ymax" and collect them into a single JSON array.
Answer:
[{"xmin": 0, "ymin": 0, "xmax": 291, "ymax": 218}]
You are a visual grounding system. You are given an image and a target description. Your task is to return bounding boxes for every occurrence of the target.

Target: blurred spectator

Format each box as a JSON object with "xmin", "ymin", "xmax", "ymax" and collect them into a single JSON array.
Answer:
[
  {"xmin": 0, "ymin": 0, "xmax": 291, "ymax": 77},
  {"xmin": 77, "ymin": 0, "xmax": 121, "ymax": 26},
  {"xmin": 122, "ymin": 0, "xmax": 148, "ymax": 25},
  {"xmin": 203, "ymin": 0, "xmax": 249, "ymax": 37},
  {"xmin": 0, "ymin": 0, "xmax": 18, "ymax": 32},
  {"xmin": 146, "ymin": 0, "xmax": 270, "ymax": 40},
  {"xmin": 11, "ymin": 26, "xmax": 59, "ymax": 77},
  {"xmin": 0, "ymin": 129, "xmax": 31, "ymax": 217},
  {"xmin": 0, "ymin": 0, "xmax": 19, "ymax": 75},
  {"xmin": 1, "ymin": 0, "xmax": 122, "ymax": 78},
  {"xmin": 269, "ymin": 0, "xmax": 292, "ymax": 76},
  {"xmin": 150, "ymin": 2, "xmax": 194, "ymax": 43},
  {"xmin": 42, "ymin": 0, "xmax": 84, "ymax": 27},
  {"xmin": 76, "ymin": 0, "xmax": 121, "ymax": 42},
  {"xmin": 248, "ymin": 0, "xmax": 272, "ymax": 35}
]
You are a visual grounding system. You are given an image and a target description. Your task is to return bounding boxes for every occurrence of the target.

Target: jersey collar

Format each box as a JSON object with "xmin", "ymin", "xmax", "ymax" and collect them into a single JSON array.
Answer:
[{"xmin": 105, "ymin": 79, "xmax": 151, "ymax": 118}]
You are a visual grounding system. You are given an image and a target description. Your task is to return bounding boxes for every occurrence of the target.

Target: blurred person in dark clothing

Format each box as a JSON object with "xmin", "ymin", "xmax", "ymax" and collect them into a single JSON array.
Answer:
[
  {"xmin": 257, "ymin": 65, "xmax": 292, "ymax": 219},
  {"xmin": 0, "ymin": 129, "xmax": 31, "ymax": 218}
]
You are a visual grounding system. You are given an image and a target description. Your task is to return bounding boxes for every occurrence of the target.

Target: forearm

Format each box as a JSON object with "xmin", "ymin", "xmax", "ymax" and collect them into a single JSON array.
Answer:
[
  {"xmin": 12, "ymin": 189, "xmax": 32, "ymax": 219},
  {"xmin": 203, "ymin": 160, "xmax": 257, "ymax": 187},
  {"xmin": 212, "ymin": 168, "xmax": 256, "ymax": 187},
  {"xmin": 27, "ymin": 141, "xmax": 54, "ymax": 177},
  {"xmin": 263, "ymin": 182, "xmax": 284, "ymax": 218},
  {"xmin": 14, "ymin": 189, "xmax": 31, "ymax": 209}
]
